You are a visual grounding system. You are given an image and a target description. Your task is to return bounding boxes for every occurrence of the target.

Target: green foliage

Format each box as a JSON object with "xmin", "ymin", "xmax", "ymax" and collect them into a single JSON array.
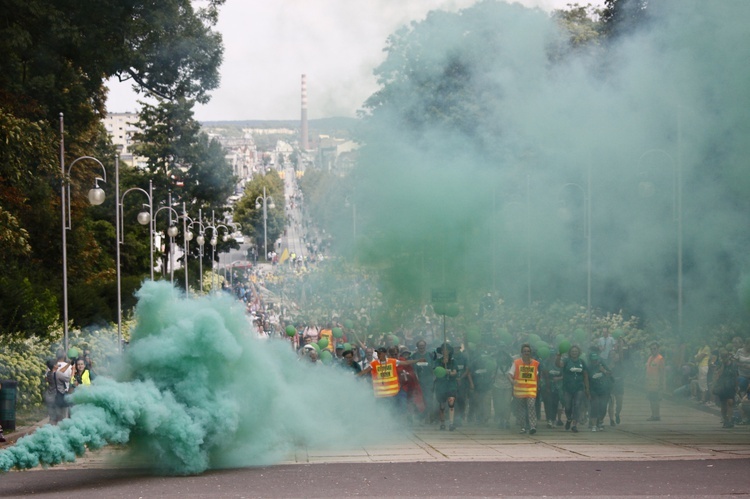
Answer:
[
  {"xmin": 0, "ymin": 0, "xmax": 225, "ymax": 136},
  {"xmin": 131, "ymin": 98, "xmax": 202, "ymax": 192},
  {"xmin": 0, "ymin": 321, "xmax": 125, "ymax": 413},
  {"xmin": 551, "ymin": 3, "xmax": 605, "ymax": 57},
  {"xmin": 0, "ymin": 110, "xmax": 62, "ymax": 337},
  {"xmin": 131, "ymin": 98, "xmax": 235, "ymax": 210},
  {"xmin": 234, "ymin": 172, "xmax": 285, "ymax": 255},
  {"xmin": 0, "ymin": 273, "xmax": 59, "ymax": 338},
  {"xmin": 0, "ymin": 111, "xmax": 57, "ymax": 267},
  {"xmin": 185, "ymin": 132, "xmax": 236, "ymax": 209},
  {"xmin": 599, "ymin": 0, "xmax": 651, "ymax": 40},
  {"xmin": 0, "ymin": 337, "xmax": 49, "ymax": 411},
  {"xmin": 0, "ymin": 0, "xmax": 228, "ymax": 341}
]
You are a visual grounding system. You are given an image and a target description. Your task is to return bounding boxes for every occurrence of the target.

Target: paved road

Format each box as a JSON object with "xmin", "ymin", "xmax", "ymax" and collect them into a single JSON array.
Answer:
[
  {"xmin": 1, "ymin": 459, "xmax": 748, "ymax": 498},
  {"xmin": 278, "ymin": 162, "xmax": 308, "ymax": 261}
]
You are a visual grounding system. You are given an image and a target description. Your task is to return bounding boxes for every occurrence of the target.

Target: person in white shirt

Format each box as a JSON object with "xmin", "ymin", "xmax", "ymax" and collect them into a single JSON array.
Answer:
[
  {"xmin": 51, "ymin": 350, "xmax": 74, "ymax": 424},
  {"xmin": 596, "ymin": 328, "xmax": 617, "ymax": 360}
]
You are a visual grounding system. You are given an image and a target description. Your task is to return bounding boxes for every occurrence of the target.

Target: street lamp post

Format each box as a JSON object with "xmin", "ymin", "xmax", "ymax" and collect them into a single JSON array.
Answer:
[
  {"xmin": 197, "ymin": 210, "xmax": 206, "ymax": 293},
  {"xmin": 205, "ymin": 211, "xmax": 231, "ymax": 293},
  {"xmin": 525, "ymin": 174, "xmax": 531, "ymax": 308},
  {"xmin": 116, "ymin": 163, "xmax": 153, "ymax": 349},
  {"xmin": 182, "ymin": 203, "xmax": 192, "ymax": 296},
  {"xmin": 638, "ymin": 148, "xmax": 682, "ymax": 336},
  {"xmin": 152, "ymin": 195, "xmax": 181, "ymax": 284},
  {"xmin": 222, "ymin": 222, "xmax": 242, "ymax": 289},
  {"xmin": 256, "ymin": 186, "xmax": 275, "ymax": 261},
  {"xmin": 503, "ymin": 173, "xmax": 532, "ymax": 307},
  {"xmin": 183, "ymin": 208, "xmax": 206, "ymax": 295},
  {"xmin": 59, "ymin": 113, "xmax": 107, "ymax": 353},
  {"xmin": 168, "ymin": 192, "xmax": 180, "ymax": 283}
]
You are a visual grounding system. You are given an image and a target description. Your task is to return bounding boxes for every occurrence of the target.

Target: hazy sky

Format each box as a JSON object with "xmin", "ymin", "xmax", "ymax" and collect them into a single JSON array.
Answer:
[{"xmin": 105, "ymin": 0, "xmax": 602, "ymax": 121}]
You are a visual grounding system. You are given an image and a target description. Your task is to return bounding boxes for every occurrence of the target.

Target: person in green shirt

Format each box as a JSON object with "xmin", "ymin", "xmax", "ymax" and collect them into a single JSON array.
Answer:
[
  {"xmin": 556, "ymin": 345, "xmax": 589, "ymax": 433},
  {"xmin": 434, "ymin": 344, "xmax": 459, "ymax": 431}
]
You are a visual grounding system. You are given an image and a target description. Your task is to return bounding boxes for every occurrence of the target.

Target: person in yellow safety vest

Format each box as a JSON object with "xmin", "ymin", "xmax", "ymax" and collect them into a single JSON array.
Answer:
[
  {"xmin": 359, "ymin": 346, "xmax": 418, "ymax": 406},
  {"xmin": 319, "ymin": 323, "xmax": 333, "ymax": 352},
  {"xmin": 507, "ymin": 343, "xmax": 540, "ymax": 435}
]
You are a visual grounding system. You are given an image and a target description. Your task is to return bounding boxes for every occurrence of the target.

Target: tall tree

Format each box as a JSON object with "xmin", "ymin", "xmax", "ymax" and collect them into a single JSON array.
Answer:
[
  {"xmin": 130, "ymin": 98, "xmax": 235, "ymax": 211},
  {"xmin": 0, "ymin": 0, "xmax": 224, "ymax": 140},
  {"xmin": 599, "ymin": 0, "xmax": 651, "ymax": 40},
  {"xmin": 234, "ymin": 173, "xmax": 285, "ymax": 259},
  {"xmin": 0, "ymin": 110, "xmax": 60, "ymax": 336},
  {"xmin": 0, "ymin": 0, "xmax": 227, "ymax": 336}
]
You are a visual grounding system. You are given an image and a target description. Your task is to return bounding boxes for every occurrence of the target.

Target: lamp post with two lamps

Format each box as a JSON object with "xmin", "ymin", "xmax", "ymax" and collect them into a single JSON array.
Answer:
[
  {"xmin": 115, "ymin": 163, "xmax": 154, "ymax": 349},
  {"xmin": 59, "ymin": 114, "xmax": 107, "ymax": 353},
  {"xmin": 182, "ymin": 206, "xmax": 207, "ymax": 296},
  {"xmin": 256, "ymin": 186, "xmax": 275, "ymax": 261},
  {"xmin": 205, "ymin": 211, "xmax": 231, "ymax": 293},
  {"xmin": 558, "ymin": 177, "xmax": 592, "ymax": 336},
  {"xmin": 151, "ymin": 192, "xmax": 181, "ymax": 284}
]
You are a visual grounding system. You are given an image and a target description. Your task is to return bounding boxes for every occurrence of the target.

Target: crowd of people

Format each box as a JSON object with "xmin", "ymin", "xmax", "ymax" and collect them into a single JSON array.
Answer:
[
  {"xmin": 219, "ymin": 238, "xmax": 750, "ymax": 435},
  {"xmin": 282, "ymin": 324, "xmax": 646, "ymax": 435},
  {"xmin": 283, "ymin": 322, "xmax": 750, "ymax": 433},
  {"xmin": 35, "ymin": 313, "xmax": 749, "ymax": 436},
  {"xmin": 672, "ymin": 337, "xmax": 750, "ymax": 428}
]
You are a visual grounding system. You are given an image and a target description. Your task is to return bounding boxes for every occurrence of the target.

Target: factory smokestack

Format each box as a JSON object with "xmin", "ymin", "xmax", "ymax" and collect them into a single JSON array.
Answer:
[{"xmin": 301, "ymin": 74, "xmax": 308, "ymax": 150}]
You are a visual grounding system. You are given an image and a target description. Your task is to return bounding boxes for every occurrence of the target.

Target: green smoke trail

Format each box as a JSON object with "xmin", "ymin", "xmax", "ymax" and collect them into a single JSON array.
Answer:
[{"xmin": 0, "ymin": 281, "xmax": 395, "ymax": 475}]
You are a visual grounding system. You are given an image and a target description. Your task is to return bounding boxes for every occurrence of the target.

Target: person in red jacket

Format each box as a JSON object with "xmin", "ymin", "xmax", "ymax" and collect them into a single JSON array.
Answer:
[
  {"xmin": 397, "ymin": 349, "xmax": 425, "ymax": 421},
  {"xmin": 507, "ymin": 343, "xmax": 541, "ymax": 434}
]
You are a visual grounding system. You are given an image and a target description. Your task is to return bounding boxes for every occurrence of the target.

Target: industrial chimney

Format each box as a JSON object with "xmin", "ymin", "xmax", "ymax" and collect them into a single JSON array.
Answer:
[{"xmin": 301, "ymin": 74, "xmax": 309, "ymax": 150}]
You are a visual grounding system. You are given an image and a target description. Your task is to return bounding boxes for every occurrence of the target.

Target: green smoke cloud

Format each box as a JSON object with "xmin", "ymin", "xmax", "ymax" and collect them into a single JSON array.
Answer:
[
  {"xmin": 347, "ymin": 0, "xmax": 750, "ymax": 334},
  {"xmin": 0, "ymin": 281, "xmax": 395, "ymax": 475}
]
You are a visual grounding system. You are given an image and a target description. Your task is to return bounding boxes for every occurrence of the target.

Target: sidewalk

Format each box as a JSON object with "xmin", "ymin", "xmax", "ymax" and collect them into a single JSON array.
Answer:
[
  {"xmin": 285, "ymin": 392, "xmax": 749, "ymax": 465},
  {"xmin": 0, "ymin": 417, "xmax": 49, "ymax": 448},
  {"xmin": 5, "ymin": 388, "xmax": 748, "ymax": 471}
]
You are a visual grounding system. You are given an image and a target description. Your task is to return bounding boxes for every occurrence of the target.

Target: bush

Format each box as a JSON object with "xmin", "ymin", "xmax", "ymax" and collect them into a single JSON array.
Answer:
[{"xmin": 0, "ymin": 323, "xmax": 125, "ymax": 413}]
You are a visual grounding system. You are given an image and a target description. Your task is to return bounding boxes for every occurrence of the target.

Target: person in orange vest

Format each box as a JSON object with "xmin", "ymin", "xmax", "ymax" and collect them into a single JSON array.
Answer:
[
  {"xmin": 357, "ymin": 347, "xmax": 401, "ymax": 403},
  {"xmin": 645, "ymin": 341, "xmax": 666, "ymax": 421},
  {"xmin": 507, "ymin": 343, "xmax": 541, "ymax": 434},
  {"xmin": 359, "ymin": 346, "xmax": 413, "ymax": 409}
]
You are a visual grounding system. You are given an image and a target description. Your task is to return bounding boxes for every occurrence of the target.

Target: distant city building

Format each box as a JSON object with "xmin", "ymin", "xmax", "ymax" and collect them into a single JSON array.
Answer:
[
  {"xmin": 247, "ymin": 128, "xmax": 296, "ymax": 135},
  {"xmin": 103, "ymin": 112, "xmax": 147, "ymax": 167}
]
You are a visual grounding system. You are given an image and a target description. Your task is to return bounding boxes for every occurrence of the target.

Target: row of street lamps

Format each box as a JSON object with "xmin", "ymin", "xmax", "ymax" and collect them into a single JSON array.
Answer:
[
  {"xmin": 181, "ymin": 207, "xmax": 236, "ymax": 298},
  {"xmin": 59, "ymin": 114, "xmax": 238, "ymax": 352}
]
